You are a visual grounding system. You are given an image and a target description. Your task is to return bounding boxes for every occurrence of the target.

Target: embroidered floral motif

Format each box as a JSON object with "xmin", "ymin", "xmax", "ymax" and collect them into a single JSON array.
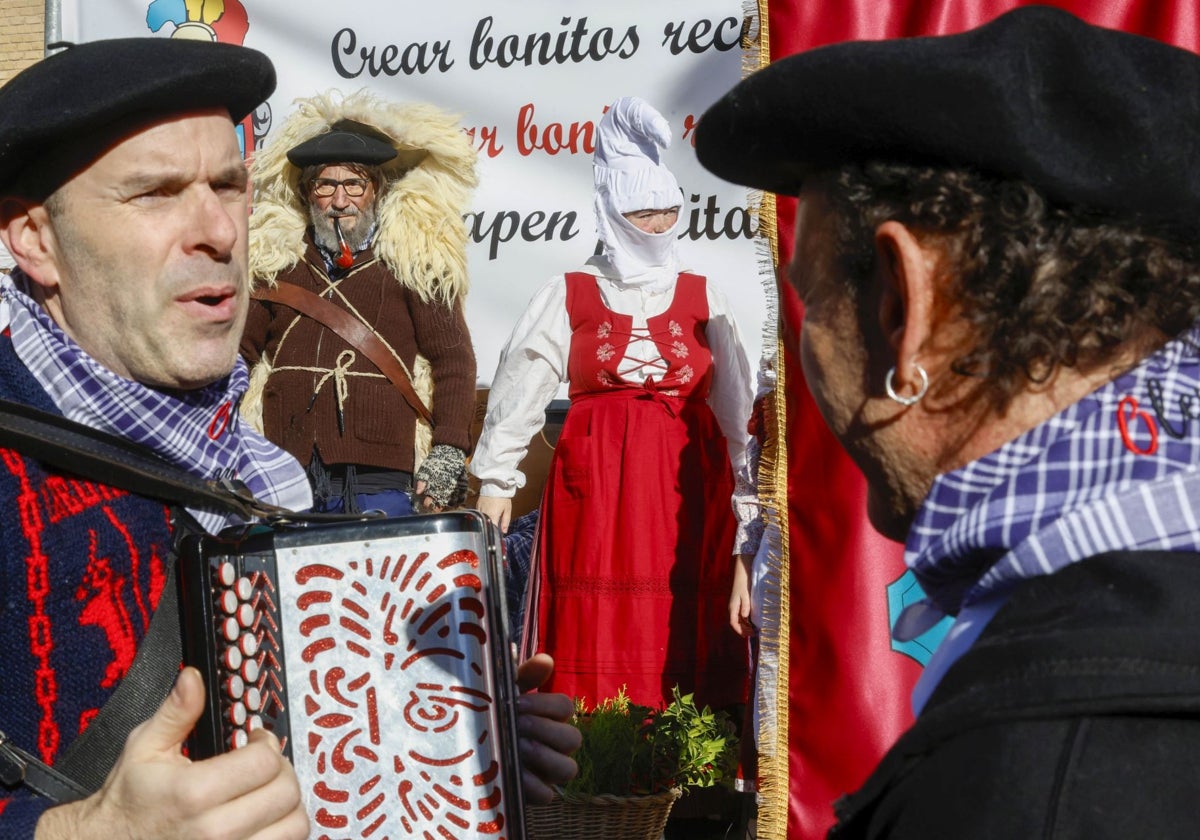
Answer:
[
  {"xmin": 596, "ymin": 343, "xmax": 615, "ymax": 362},
  {"xmin": 597, "ymin": 322, "xmax": 612, "ymax": 339},
  {"xmin": 669, "ymin": 320, "xmax": 683, "ymax": 337},
  {"xmin": 597, "ymin": 371, "xmax": 615, "ymax": 386},
  {"xmin": 664, "ymin": 389, "xmax": 680, "ymax": 397},
  {"xmin": 678, "ymin": 365, "xmax": 694, "ymax": 384},
  {"xmin": 671, "ymin": 341, "xmax": 689, "ymax": 359}
]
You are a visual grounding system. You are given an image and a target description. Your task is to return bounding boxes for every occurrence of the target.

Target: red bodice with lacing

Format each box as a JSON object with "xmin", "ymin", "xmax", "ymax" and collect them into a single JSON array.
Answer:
[{"xmin": 566, "ymin": 272, "xmax": 713, "ymax": 400}]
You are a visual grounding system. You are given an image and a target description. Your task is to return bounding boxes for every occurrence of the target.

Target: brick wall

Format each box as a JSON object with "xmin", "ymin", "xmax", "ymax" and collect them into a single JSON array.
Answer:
[{"xmin": 1, "ymin": 0, "xmax": 45, "ymax": 86}]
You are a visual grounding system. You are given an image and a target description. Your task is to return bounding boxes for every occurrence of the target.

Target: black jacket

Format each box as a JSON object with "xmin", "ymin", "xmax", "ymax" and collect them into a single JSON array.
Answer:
[{"xmin": 831, "ymin": 550, "xmax": 1200, "ymax": 839}]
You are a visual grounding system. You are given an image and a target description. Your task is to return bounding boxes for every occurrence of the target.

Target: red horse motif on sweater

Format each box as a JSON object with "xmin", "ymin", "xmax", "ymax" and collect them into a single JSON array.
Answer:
[{"xmin": 76, "ymin": 533, "xmax": 139, "ymax": 689}]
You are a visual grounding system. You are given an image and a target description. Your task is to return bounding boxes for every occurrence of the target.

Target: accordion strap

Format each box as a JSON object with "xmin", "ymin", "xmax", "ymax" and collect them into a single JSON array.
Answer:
[
  {"xmin": 51, "ymin": 557, "xmax": 184, "ymax": 798},
  {"xmin": 0, "ymin": 398, "xmax": 255, "ymax": 802},
  {"xmin": 0, "ymin": 397, "xmax": 289, "ymax": 520},
  {"xmin": 0, "ymin": 730, "xmax": 90, "ymax": 803}
]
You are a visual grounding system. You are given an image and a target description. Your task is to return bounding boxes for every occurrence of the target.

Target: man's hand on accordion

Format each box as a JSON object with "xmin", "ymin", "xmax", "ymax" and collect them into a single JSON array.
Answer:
[
  {"xmin": 34, "ymin": 657, "xmax": 579, "ymax": 835},
  {"xmin": 34, "ymin": 667, "xmax": 309, "ymax": 840},
  {"xmin": 515, "ymin": 653, "xmax": 583, "ymax": 805}
]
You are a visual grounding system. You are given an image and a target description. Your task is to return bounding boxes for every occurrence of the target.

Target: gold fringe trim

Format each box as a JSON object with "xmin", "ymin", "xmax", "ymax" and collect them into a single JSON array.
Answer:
[
  {"xmin": 741, "ymin": 2, "xmax": 792, "ymax": 838},
  {"xmin": 754, "ymin": 308, "xmax": 790, "ymax": 840}
]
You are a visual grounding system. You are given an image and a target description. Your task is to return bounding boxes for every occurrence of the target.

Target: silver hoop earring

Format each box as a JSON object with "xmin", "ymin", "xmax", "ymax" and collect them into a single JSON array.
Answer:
[{"xmin": 885, "ymin": 364, "xmax": 929, "ymax": 407}]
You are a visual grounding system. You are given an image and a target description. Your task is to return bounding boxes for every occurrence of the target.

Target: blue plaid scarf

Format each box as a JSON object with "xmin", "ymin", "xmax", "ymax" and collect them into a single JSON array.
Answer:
[
  {"xmin": 908, "ymin": 319, "xmax": 1200, "ymax": 615},
  {"xmin": 902, "ymin": 319, "xmax": 1200, "ymax": 711},
  {"xmin": 0, "ymin": 272, "xmax": 311, "ymax": 534}
]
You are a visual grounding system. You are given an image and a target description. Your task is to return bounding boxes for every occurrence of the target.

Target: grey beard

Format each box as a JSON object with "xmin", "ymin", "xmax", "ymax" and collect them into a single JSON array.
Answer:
[{"xmin": 309, "ymin": 203, "xmax": 377, "ymax": 254}]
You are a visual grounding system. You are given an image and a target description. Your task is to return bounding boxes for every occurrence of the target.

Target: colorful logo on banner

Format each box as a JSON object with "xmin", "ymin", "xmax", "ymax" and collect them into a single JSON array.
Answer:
[
  {"xmin": 886, "ymin": 569, "xmax": 952, "ymax": 665},
  {"xmin": 143, "ymin": 0, "xmax": 266, "ymax": 156},
  {"xmin": 146, "ymin": 0, "xmax": 249, "ymax": 43}
]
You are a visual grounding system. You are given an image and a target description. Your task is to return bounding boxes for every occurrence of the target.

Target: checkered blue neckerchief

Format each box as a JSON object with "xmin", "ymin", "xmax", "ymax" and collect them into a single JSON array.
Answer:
[
  {"xmin": 0, "ymin": 272, "xmax": 312, "ymax": 534},
  {"xmin": 907, "ymin": 318, "xmax": 1200, "ymax": 620}
]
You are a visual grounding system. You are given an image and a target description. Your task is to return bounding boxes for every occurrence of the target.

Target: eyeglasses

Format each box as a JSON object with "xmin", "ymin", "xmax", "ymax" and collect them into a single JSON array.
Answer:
[{"xmin": 309, "ymin": 178, "xmax": 371, "ymax": 198}]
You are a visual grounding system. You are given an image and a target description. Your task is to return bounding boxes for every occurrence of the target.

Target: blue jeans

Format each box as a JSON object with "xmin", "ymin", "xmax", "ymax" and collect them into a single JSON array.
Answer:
[
  {"xmin": 312, "ymin": 486, "xmax": 417, "ymax": 517},
  {"xmin": 306, "ymin": 452, "xmax": 416, "ymax": 517}
]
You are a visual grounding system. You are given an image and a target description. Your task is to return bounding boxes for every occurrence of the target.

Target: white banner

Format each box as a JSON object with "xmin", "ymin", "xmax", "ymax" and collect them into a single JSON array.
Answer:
[{"xmin": 61, "ymin": 0, "xmax": 769, "ymax": 387}]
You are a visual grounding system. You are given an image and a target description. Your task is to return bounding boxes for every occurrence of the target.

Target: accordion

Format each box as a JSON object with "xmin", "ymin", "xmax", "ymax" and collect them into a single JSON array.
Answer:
[{"xmin": 177, "ymin": 510, "xmax": 526, "ymax": 839}]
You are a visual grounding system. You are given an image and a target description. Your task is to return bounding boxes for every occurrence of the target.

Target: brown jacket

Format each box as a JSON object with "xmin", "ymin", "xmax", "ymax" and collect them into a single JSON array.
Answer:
[{"xmin": 240, "ymin": 241, "xmax": 476, "ymax": 472}]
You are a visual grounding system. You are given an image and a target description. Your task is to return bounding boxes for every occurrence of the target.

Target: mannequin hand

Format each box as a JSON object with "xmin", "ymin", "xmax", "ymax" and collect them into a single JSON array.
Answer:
[
  {"xmin": 476, "ymin": 495, "xmax": 513, "ymax": 534},
  {"xmin": 729, "ymin": 553, "xmax": 756, "ymax": 637}
]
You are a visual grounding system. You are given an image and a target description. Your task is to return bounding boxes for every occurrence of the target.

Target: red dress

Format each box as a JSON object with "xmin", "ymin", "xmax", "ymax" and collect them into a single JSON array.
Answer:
[{"xmin": 528, "ymin": 271, "xmax": 748, "ymax": 711}]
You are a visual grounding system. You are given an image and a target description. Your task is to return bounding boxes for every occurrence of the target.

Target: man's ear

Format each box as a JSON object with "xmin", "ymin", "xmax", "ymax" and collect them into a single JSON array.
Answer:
[
  {"xmin": 874, "ymin": 220, "xmax": 937, "ymax": 385},
  {"xmin": 0, "ymin": 198, "xmax": 61, "ymax": 289}
]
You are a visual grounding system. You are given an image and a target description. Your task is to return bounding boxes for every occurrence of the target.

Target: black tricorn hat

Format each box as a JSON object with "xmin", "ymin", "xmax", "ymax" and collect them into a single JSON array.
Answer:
[
  {"xmin": 696, "ymin": 6, "xmax": 1200, "ymax": 230},
  {"xmin": 0, "ymin": 37, "xmax": 276, "ymax": 199},
  {"xmin": 286, "ymin": 119, "xmax": 403, "ymax": 167}
]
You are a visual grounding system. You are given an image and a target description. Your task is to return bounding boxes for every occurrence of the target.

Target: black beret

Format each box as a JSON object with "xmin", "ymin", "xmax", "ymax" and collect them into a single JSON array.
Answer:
[
  {"xmin": 286, "ymin": 119, "xmax": 400, "ymax": 167},
  {"xmin": 0, "ymin": 37, "xmax": 275, "ymax": 198},
  {"xmin": 696, "ymin": 6, "xmax": 1200, "ymax": 229}
]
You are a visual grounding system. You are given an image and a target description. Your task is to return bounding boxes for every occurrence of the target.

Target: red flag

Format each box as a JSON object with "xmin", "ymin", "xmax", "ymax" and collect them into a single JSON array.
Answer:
[{"xmin": 758, "ymin": 3, "xmax": 1200, "ymax": 838}]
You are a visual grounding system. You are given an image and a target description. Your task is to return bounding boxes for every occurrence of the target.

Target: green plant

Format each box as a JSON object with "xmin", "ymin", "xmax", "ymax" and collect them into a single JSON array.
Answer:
[{"xmin": 562, "ymin": 686, "xmax": 740, "ymax": 797}]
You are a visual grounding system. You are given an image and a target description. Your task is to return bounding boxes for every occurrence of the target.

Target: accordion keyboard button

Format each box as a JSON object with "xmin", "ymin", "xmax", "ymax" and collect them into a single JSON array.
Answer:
[
  {"xmin": 221, "ymin": 647, "xmax": 243, "ymax": 671},
  {"xmin": 235, "ymin": 577, "xmax": 253, "ymax": 601},
  {"xmin": 244, "ymin": 686, "xmax": 262, "ymax": 712},
  {"xmin": 240, "ymin": 659, "xmax": 260, "ymax": 683},
  {"xmin": 238, "ymin": 633, "xmax": 258, "ymax": 657},
  {"xmin": 224, "ymin": 674, "xmax": 245, "ymax": 700},
  {"xmin": 221, "ymin": 617, "xmax": 239, "ymax": 642},
  {"xmin": 229, "ymin": 729, "xmax": 249, "ymax": 750},
  {"xmin": 218, "ymin": 562, "xmax": 237, "ymax": 587},
  {"xmin": 236, "ymin": 603, "xmax": 255, "ymax": 628},
  {"xmin": 228, "ymin": 702, "xmax": 248, "ymax": 728},
  {"xmin": 219, "ymin": 590, "xmax": 238, "ymax": 614}
]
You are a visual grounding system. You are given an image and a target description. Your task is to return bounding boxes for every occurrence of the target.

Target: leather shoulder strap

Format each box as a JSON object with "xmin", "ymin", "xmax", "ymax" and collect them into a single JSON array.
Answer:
[
  {"xmin": 0, "ymin": 731, "xmax": 90, "ymax": 803},
  {"xmin": 253, "ymin": 282, "xmax": 434, "ymax": 425}
]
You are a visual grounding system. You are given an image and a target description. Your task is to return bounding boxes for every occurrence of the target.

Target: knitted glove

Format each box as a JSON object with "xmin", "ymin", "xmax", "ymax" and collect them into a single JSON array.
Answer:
[{"xmin": 414, "ymin": 444, "xmax": 469, "ymax": 509}]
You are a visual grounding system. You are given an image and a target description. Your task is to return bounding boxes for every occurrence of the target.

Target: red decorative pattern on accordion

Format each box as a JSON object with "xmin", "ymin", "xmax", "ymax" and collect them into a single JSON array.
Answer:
[{"xmin": 178, "ymin": 513, "xmax": 523, "ymax": 840}]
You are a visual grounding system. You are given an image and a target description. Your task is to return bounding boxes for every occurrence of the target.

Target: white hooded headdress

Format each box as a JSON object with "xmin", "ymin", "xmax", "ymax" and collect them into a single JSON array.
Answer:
[{"xmin": 592, "ymin": 97, "xmax": 683, "ymax": 288}]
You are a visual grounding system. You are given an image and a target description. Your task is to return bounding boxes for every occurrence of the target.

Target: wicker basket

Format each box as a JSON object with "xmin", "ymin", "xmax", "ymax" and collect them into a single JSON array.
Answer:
[{"xmin": 525, "ymin": 787, "xmax": 683, "ymax": 840}]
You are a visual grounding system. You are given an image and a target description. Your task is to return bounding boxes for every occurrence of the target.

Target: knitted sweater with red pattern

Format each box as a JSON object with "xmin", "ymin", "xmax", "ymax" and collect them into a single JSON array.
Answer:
[{"xmin": 0, "ymin": 335, "xmax": 176, "ymax": 838}]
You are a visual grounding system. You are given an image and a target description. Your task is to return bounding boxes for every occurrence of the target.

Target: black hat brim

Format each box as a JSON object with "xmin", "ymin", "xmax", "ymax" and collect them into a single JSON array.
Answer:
[
  {"xmin": 286, "ymin": 119, "xmax": 404, "ymax": 168},
  {"xmin": 0, "ymin": 37, "xmax": 276, "ymax": 197},
  {"xmin": 696, "ymin": 6, "xmax": 1200, "ymax": 230}
]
